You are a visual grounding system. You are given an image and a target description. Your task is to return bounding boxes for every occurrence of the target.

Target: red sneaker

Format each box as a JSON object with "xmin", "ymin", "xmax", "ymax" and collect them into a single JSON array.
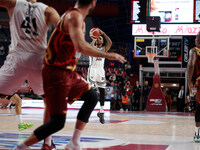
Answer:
[{"xmin": 41, "ymin": 143, "xmax": 57, "ymax": 150}]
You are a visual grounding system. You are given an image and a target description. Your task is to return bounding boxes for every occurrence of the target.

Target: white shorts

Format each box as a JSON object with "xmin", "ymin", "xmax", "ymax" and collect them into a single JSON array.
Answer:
[
  {"xmin": 0, "ymin": 52, "xmax": 44, "ymax": 96},
  {"xmin": 87, "ymin": 67, "xmax": 106, "ymax": 88}
]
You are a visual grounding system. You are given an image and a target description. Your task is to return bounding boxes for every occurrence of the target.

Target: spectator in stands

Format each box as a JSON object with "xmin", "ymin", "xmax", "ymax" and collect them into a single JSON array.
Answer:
[
  {"xmin": 125, "ymin": 61, "xmax": 131, "ymax": 77},
  {"xmin": 121, "ymin": 92, "xmax": 130, "ymax": 111},
  {"xmin": 177, "ymin": 85, "xmax": 185, "ymax": 112},
  {"xmin": 116, "ymin": 87, "xmax": 123, "ymax": 111},
  {"xmin": 116, "ymin": 71, "xmax": 124, "ymax": 83},
  {"xmin": 133, "ymin": 81, "xmax": 141, "ymax": 111},
  {"xmin": 165, "ymin": 89, "xmax": 172, "ymax": 112},
  {"xmin": 118, "ymin": 81, "xmax": 125, "ymax": 94},
  {"xmin": 143, "ymin": 81, "xmax": 151, "ymax": 111},
  {"xmin": 106, "ymin": 71, "xmax": 111, "ymax": 86},
  {"xmin": 109, "ymin": 72, "xmax": 116, "ymax": 83},
  {"xmin": 111, "ymin": 90, "xmax": 118, "ymax": 110},
  {"xmin": 125, "ymin": 81, "xmax": 133, "ymax": 111}
]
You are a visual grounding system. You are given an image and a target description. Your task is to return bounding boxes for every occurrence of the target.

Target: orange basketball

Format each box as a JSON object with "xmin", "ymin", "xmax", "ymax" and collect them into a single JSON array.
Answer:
[{"xmin": 89, "ymin": 28, "xmax": 101, "ymax": 39}]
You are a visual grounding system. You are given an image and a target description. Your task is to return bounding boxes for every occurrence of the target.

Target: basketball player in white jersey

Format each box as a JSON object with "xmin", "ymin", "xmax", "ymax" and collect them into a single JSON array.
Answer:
[
  {"xmin": 0, "ymin": 0, "xmax": 60, "ymax": 149},
  {"xmin": 87, "ymin": 29, "xmax": 112, "ymax": 124}
]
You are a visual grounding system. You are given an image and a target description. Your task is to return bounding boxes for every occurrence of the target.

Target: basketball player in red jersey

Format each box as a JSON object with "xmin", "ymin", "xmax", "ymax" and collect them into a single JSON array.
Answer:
[
  {"xmin": 187, "ymin": 32, "xmax": 200, "ymax": 143},
  {"xmin": 12, "ymin": 0, "xmax": 125, "ymax": 150}
]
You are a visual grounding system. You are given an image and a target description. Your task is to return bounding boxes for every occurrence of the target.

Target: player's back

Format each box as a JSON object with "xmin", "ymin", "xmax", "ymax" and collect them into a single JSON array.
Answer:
[
  {"xmin": 9, "ymin": 0, "xmax": 48, "ymax": 55},
  {"xmin": 44, "ymin": 8, "xmax": 79, "ymax": 71}
]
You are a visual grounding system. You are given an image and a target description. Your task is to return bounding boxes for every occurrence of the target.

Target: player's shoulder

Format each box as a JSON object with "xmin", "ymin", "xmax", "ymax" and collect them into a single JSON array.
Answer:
[
  {"xmin": 65, "ymin": 9, "xmax": 82, "ymax": 21},
  {"xmin": 189, "ymin": 47, "xmax": 198, "ymax": 56},
  {"xmin": 190, "ymin": 47, "xmax": 197, "ymax": 53}
]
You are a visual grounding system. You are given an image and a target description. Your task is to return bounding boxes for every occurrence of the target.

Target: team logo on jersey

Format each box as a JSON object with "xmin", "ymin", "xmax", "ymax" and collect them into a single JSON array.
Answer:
[{"xmin": 96, "ymin": 57, "xmax": 102, "ymax": 61}]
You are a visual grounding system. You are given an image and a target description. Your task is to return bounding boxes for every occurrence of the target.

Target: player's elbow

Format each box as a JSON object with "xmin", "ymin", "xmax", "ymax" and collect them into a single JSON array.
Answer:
[{"xmin": 76, "ymin": 44, "xmax": 83, "ymax": 53}]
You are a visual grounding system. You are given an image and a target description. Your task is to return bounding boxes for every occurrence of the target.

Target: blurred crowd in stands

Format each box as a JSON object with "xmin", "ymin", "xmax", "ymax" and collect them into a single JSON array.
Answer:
[{"xmin": 76, "ymin": 64, "xmax": 152, "ymax": 111}]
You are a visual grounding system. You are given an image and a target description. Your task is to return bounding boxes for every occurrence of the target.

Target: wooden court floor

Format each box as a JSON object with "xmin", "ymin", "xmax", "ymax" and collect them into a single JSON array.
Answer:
[{"xmin": 0, "ymin": 108, "xmax": 199, "ymax": 150}]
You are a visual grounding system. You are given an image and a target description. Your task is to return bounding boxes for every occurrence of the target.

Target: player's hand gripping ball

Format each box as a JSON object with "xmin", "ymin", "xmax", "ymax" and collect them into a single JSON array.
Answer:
[{"xmin": 89, "ymin": 28, "xmax": 101, "ymax": 39}]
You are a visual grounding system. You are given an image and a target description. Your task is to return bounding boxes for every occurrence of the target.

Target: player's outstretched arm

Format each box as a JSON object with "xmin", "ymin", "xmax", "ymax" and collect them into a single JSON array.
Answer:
[
  {"xmin": 106, "ymin": 52, "xmax": 126, "ymax": 64},
  {"xmin": 64, "ymin": 11, "xmax": 126, "ymax": 64},
  {"xmin": 45, "ymin": 6, "xmax": 60, "ymax": 28},
  {"xmin": 187, "ymin": 48, "xmax": 197, "ymax": 90}
]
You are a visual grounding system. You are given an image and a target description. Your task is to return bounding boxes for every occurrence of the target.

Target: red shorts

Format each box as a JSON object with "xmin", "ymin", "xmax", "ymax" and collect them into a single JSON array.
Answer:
[
  {"xmin": 196, "ymin": 80, "xmax": 200, "ymax": 104},
  {"xmin": 42, "ymin": 65, "xmax": 90, "ymax": 114}
]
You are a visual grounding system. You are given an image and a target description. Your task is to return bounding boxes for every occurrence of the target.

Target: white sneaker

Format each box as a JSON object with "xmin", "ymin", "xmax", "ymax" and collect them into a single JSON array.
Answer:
[
  {"xmin": 65, "ymin": 141, "xmax": 82, "ymax": 150},
  {"xmin": 120, "ymin": 108, "xmax": 124, "ymax": 112},
  {"xmin": 126, "ymin": 109, "xmax": 128, "ymax": 112}
]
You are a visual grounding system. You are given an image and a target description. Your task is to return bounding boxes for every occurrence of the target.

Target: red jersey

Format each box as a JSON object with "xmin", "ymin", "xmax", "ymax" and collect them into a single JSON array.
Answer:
[
  {"xmin": 44, "ymin": 8, "xmax": 80, "ymax": 71},
  {"xmin": 194, "ymin": 47, "xmax": 200, "ymax": 82}
]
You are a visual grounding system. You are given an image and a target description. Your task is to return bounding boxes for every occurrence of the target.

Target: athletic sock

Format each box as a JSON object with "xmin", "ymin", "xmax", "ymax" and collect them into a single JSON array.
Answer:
[
  {"xmin": 71, "ymin": 129, "xmax": 82, "ymax": 146},
  {"xmin": 195, "ymin": 127, "xmax": 200, "ymax": 136},
  {"xmin": 17, "ymin": 115, "xmax": 23, "ymax": 125},
  {"xmin": 44, "ymin": 136, "xmax": 52, "ymax": 146},
  {"xmin": 100, "ymin": 106, "xmax": 104, "ymax": 113},
  {"xmin": 7, "ymin": 103, "xmax": 11, "ymax": 108},
  {"xmin": 18, "ymin": 142, "xmax": 28, "ymax": 150}
]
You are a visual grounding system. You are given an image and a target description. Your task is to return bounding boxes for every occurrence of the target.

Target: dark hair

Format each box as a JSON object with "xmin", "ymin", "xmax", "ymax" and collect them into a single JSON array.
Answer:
[{"xmin": 78, "ymin": 0, "xmax": 93, "ymax": 6}]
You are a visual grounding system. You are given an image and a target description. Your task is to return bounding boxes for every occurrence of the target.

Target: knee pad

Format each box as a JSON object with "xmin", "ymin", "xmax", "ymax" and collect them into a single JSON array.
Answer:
[
  {"xmin": 34, "ymin": 114, "xmax": 66, "ymax": 141},
  {"xmin": 78, "ymin": 89, "xmax": 98, "ymax": 123},
  {"xmin": 195, "ymin": 103, "xmax": 200, "ymax": 122},
  {"xmin": 99, "ymin": 87, "xmax": 105, "ymax": 106}
]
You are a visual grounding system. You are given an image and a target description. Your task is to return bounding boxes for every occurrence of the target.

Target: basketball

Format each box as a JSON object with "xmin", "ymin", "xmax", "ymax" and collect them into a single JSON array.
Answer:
[{"xmin": 89, "ymin": 28, "xmax": 101, "ymax": 39}]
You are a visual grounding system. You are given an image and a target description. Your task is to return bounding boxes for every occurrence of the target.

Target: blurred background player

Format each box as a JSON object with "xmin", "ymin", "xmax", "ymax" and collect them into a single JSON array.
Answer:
[
  {"xmin": 0, "ymin": 0, "xmax": 60, "ymax": 149},
  {"xmin": 11, "ymin": 0, "xmax": 125, "ymax": 149},
  {"xmin": 87, "ymin": 28, "xmax": 112, "ymax": 124},
  {"xmin": 187, "ymin": 32, "xmax": 200, "ymax": 142}
]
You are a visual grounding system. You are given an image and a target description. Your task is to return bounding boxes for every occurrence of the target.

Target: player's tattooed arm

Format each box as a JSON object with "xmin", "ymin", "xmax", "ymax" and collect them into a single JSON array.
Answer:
[{"xmin": 99, "ymin": 29, "xmax": 112, "ymax": 52}]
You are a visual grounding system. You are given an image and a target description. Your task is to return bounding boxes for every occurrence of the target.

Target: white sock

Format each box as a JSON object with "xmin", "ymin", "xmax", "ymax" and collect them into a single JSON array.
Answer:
[
  {"xmin": 17, "ymin": 115, "xmax": 23, "ymax": 125},
  {"xmin": 195, "ymin": 127, "xmax": 200, "ymax": 135},
  {"xmin": 17, "ymin": 142, "xmax": 28, "ymax": 150},
  {"xmin": 44, "ymin": 136, "xmax": 52, "ymax": 146},
  {"xmin": 100, "ymin": 106, "xmax": 104, "ymax": 113},
  {"xmin": 71, "ymin": 129, "xmax": 82, "ymax": 146},
  {"xmin": 7, "ymin": 103, "xmax": 11, "ymax": 107}
]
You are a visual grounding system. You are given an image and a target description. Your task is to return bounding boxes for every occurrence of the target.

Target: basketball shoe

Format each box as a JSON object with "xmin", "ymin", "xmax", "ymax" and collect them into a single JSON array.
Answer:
[
  {"xmin": 18, "ymin": 122, "xmax": 34, "ymax": 131},
  {"xmin": 97, "ymin": 111, "xmax": 105, "ymax": 124},
  {"xmin": 41, "ymin": 141, "xmax": 57, "ymax": 150},
  {"xmin": 65, "ymin": 140, "xmax": 82, "ymax": 150},
  {"xmin": 194, "ymin": 133, "xmax": 200, "ymax": 143}
]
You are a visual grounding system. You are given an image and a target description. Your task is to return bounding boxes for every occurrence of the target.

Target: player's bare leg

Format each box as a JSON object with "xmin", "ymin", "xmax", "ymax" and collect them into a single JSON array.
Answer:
[
  {"xmin": 11, "ymin": 94, "xmax": 34, "ymax": 131},
  {"xmin": 65, "ymin": 120, "xmax": 86, "ymax": 150}
]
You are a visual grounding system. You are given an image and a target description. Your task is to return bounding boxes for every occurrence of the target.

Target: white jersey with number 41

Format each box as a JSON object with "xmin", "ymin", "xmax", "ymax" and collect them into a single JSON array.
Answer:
[{"xmin": 9, "ymin": 0, "xmax": 48, "ymax": 55}]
